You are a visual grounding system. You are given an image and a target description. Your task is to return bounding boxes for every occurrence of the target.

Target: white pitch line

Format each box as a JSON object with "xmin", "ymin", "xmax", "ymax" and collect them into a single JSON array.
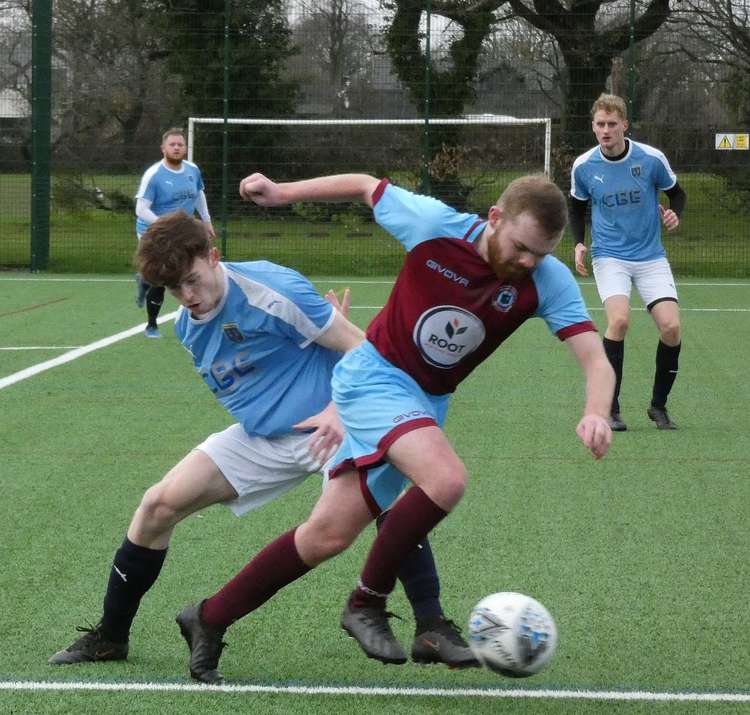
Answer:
[
  {"xmin": 0, "ymin": 681, "xmax": 749, "ymax": 703},
  {"xmin": 0, "ymin": 346, "xmax": 82, "ymax": 351},
  {"xmin": 0, "ymin": 312, "xmax": 177, "ymax": 391},
  {"xmin": 0, "ymin": 277, "xmax": 133, "ymax": 282}
]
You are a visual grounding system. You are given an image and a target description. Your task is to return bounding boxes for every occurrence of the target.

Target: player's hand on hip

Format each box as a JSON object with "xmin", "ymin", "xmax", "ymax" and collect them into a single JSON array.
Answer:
[
  {"xmin": 324, "ymin": 288, "xmax": 351, "ymax": 318},
  {"xmin": 575, "ymin": 414, "xmax": 612, "ymax": 460},
  {"xmin": 239, "ymin": 173, "xmax": 282, "ymax": 206},
  {"xmin": 294, "ymin": 402, "xmax": 344, "ymax": 464},
  {"xmin": 574, "ymin": 243, "xmax": 588, "ymax": 277},
  {"xmin": 659, "ymin": 205, "xmax": 680, "ymax": 232}
]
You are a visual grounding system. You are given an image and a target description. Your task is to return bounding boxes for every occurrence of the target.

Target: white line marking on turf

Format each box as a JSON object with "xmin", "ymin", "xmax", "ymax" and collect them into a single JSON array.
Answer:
[
  {"xmin": 0, "ymin": 346, "xmax": 82, "ymax": 350},
  {"xmin": 0, "ymin": 681, "xmax": 748, "ymax": 702},
  {"xmin": 0, "ymin": 312, "xmax": 177, "ymax": 391},
  {"xmin": 0, "ymin": 277, "xmax": 133, "ymax": 282}
]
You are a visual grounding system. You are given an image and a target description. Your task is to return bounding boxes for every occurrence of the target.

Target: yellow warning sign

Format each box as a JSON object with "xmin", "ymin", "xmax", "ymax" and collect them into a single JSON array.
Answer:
[
  {"xmin": 716, "ymin": 134, "xmax": 733, "ymax": 150},
  {"xmin": 735, "ymin": 134, "xmax": 749, "ymax": 150}
]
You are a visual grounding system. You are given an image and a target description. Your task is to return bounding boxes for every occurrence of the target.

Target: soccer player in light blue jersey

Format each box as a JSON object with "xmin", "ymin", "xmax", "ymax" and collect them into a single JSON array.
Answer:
[
  {"xmin": 48, "ymin": 211, "xmax": 475, "ymax": 678},
  {"xmin": 570, "ymin": 94, "xmax": 687, "ymax": 431},
  {"xmin": 134, "ymin": 128, "xmax": 215, "ymax": 338}
]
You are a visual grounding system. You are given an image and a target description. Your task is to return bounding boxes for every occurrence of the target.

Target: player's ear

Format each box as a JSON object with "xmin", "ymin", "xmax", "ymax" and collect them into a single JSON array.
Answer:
[
  {"xmin": 488, "ymin": 205, "xmax": 502, "ymax": 226},
  {"xmin": 208, "ymin": 245, "xmax": 220, "ymax": 266},
  {"xmin": 623, "ymin": 119, "xmax": 629, "ymax": 132}
]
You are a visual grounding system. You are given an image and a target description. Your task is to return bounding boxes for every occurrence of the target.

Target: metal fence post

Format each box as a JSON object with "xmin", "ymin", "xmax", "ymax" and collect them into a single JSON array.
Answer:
[
  {"xmin": 220, "ymin": 0, "xmax": 231, "ymax": 259},
  {"xmin": 31, "ymin": 0, "xmax": 52, "ymax": 271},
  {"xmin": 420, "ymin": 0, "xmax": 432, "ymax": 195}
]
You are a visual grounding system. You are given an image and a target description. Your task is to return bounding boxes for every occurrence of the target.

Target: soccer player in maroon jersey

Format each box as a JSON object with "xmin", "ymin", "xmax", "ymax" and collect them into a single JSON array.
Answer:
[{"xmin": 172, "ymin": 172, "xmax": 614, "ymax": 683}]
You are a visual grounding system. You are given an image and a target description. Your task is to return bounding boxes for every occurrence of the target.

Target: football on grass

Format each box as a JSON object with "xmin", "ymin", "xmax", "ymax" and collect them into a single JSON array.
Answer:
[{"xmin": 468, "ymin": 591, "xmax": 557, "ymax": 677}]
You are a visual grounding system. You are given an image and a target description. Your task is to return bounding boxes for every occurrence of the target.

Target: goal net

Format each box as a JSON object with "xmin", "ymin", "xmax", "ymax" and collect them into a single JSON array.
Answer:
[
  {"xmin": 189, "ymin": 115, "xmax": 551, "ymax": 178},
  {"xmin": 186, "ymin": 115, "xmax": 552, "ymax": 274}
]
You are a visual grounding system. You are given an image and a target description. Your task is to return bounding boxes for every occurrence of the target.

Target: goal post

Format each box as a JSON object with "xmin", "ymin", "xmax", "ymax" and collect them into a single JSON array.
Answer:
[{"xmin": 187, "ymin": 115, "xmax": 553, "ymax": 178}]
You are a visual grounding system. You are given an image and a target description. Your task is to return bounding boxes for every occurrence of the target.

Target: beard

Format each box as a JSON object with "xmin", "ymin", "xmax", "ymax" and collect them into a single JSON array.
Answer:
[{"xmin": 486, "ymin": 236, "xmax": 529, "ymax": 282}]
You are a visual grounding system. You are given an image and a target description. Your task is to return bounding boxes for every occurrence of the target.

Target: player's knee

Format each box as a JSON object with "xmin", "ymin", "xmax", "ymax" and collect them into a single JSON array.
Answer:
[
  {"xmin": 318, "ymin": 522, "xmax": 358, "ymax": 558},
  {"xmin": 441, "ymin": 471, "xmax": 467, "ymax": 508},
  {"xmin": 660, "ymin": 321, "xmax": 681, "ymax": 345},
  {"xmin": 298, "ymin": 519, "xmax": 357, "ymax": 563},
  {"xmin": 136, "ymin": 484, "xmax": 180, "ymax": 530},
  {"xmin": 426, "ymin": 466, "xmax": 467, "ymax": 510},
  {"xmin": 607, "ymin": 315, "xmax": 629, "ymax": 338}
]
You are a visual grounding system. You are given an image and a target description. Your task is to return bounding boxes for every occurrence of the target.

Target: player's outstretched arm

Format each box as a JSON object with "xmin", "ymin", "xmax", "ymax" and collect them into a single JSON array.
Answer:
[
  {"xmin": 564, "ymin": 331, "xmax": 614, "ymax": 460},
  {"xmin": 239, "ymin": 173, "xmax": 380, "ymax": 208}
]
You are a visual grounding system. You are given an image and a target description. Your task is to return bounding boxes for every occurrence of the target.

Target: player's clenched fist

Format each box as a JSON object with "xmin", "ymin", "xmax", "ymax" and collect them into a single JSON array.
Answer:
[
  {"xmin": 239, "ymin": 173, "xmax": 285, "ymax": 206},
  {"xmin": 576, "ymin": 414, "xmax": 612, "ymax": 460}
]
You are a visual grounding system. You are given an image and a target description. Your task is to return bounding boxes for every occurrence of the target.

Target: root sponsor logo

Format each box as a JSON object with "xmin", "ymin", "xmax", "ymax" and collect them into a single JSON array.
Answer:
[{"xmin": 413, "ymin": 306, "xmax": 485, "ymax": 368}]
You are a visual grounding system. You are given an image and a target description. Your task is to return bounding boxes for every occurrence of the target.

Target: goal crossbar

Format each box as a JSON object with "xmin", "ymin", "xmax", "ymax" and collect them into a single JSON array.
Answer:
[{"xmin": 188, "ymin": 116, "xmax": 553, "ymax": 176}]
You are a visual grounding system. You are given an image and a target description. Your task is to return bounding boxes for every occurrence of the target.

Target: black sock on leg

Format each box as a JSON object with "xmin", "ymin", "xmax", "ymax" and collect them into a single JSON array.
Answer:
[
  {"xmin": 100, "ymin": 538, "xmax": 167, "ymax": 643},
  {"xmin": 651, "ymin": 340, "xmax": 681, "ymax": 408},
  {"xmin": 145, "ymin": 286, "xmax": 165, "ymax": 329},
  {"xmin": 602, "ymin": 337, "xmax": 624, "ymax": 413},
  {"xmin": 376, "ymin": 511, "xmax": 443, "ymax": 623}
]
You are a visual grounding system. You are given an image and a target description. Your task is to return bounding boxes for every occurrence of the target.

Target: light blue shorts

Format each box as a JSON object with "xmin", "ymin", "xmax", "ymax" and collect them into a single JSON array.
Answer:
[{"xmin": 330, "ymin": 341, "xmax": 450, "ymax": 515}]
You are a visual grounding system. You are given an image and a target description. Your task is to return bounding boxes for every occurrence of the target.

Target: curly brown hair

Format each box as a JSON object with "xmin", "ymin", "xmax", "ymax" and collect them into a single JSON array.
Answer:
[
  {"xmin": 135, "ymin": 210, "xmax": 212, "ymax": 287},
  {"xmin": 497, "ymin": 174, "xmax": 567, "ymax": 238}
]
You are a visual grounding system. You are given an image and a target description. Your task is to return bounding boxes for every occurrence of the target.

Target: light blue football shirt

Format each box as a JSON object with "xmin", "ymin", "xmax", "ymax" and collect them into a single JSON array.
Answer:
[
  {"xmin": 570, "ymin": 140, "xmax": 677, "ymax": 261},
  {"xmin": 135, "ymin": 160, "xmax": 205, "ymax": 235},
  {"xmin": 175, "ymin": 261, "xmax": 340, "ymax": 438}
]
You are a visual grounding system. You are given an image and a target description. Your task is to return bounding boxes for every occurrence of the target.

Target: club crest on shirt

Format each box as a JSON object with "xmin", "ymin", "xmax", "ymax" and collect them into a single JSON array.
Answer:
[
  {"xmin": 631, "ymin": 165, "xmax": 641, "ymax": 177},
  {"xmin": 493, "ymin": 285, "xmax": 518, "ymax": 313},
  {"xmin": 222, "ymin": 323, "xmax": 245, "ymax": 343}
]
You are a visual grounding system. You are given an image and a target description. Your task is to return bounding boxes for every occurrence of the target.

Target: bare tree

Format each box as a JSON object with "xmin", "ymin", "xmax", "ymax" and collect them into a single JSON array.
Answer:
[
  {"xmin": 672, "ymin": 0, "xmax": 750, "ymax": 123},
  {"xmin": 3, "ymin": 0, "xmax": 173, "ymax": 167},
  {"xmin": 505, "ymin": 0, "xmax": 674, "ymax": 154},
  {"xmin": 289, "ymin": 0, "xmax": 377, "ymax": 114}
]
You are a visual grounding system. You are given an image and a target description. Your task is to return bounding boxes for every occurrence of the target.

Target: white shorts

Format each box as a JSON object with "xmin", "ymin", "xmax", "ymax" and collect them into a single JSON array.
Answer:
[
  {"xmin": 592, "ymin": 257, "xmax": 678, "ymax": 309},
  {"xmin": 195, "ymin": 423, "xmax": 326, "ymax": 516}
]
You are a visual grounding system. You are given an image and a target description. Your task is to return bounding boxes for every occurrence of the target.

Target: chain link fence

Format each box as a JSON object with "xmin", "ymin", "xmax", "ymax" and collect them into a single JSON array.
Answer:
[{"xmin": 1, "ymin": 0, "xmax": 748, "ymax": 276}]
